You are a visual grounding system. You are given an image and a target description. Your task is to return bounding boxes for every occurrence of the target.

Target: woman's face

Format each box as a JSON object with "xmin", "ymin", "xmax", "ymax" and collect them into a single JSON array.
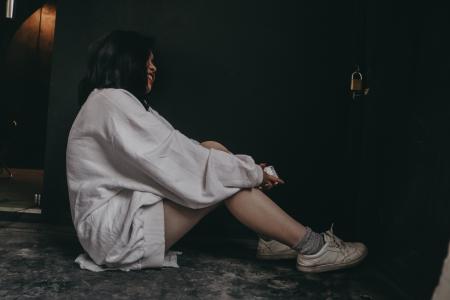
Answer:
[{"xmin": 146, "ymin": 52, "xmax": 157, "ymax": 93}]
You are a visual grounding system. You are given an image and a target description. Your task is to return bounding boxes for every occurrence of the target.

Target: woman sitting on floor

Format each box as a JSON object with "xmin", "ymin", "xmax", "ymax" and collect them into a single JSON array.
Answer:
[{"xmin": 66, "ymin": 30, "xmax": 367, "ymax": 272}]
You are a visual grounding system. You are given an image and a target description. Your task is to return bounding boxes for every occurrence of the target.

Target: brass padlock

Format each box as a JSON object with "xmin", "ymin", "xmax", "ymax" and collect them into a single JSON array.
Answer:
[{"xmin": 350, "ymin": 71, "xmax": 363, "ymax": 91}]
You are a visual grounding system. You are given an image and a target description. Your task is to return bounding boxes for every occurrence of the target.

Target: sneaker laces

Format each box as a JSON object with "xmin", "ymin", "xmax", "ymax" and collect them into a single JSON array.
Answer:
[{"xmin": 324, "ymin": 223, "xmax": 345, "ymax": 248}]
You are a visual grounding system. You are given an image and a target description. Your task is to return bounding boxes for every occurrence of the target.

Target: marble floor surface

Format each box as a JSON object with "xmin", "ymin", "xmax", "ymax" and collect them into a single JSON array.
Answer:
[{"xmin": 0, "ymin": 221, "xmax": 405, "ymax": 300}]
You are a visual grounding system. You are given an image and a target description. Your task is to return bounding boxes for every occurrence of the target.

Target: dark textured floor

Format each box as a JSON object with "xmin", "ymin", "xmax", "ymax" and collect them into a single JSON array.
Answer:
[{"xmin": 0, "ymin": 221, "xmax": 405, "ymax": 299}]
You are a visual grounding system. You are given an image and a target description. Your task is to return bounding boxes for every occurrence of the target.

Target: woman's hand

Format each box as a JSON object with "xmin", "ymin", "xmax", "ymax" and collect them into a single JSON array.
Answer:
[{"xmin": 257, "ymin": 163, "xmax": 285, "ymax": 191}]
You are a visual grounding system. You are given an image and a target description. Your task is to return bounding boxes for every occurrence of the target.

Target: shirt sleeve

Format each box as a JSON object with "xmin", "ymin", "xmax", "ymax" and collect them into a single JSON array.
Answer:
[
  {"xmin": 190, "ymin": 138, "xmax": 201, "ymax": 145},
  {"xmin": 107, "ymin": 97, "xmax": 264, "ymax": 209}
]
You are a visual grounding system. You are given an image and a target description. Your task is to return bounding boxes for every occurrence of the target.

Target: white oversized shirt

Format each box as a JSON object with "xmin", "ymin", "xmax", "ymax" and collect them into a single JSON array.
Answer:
[{"xmin": 66, "ymin": 88, "xmax": 263, "ymax": 270}]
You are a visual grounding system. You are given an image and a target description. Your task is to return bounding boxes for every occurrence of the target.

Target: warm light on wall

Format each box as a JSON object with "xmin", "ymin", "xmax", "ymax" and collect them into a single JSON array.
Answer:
[
  {"xmin": 6, "ymin": 0, "xmax": 15, "ymax": 18},
  {"xmin": 5, "ymin": 3, "xmax": 57, "ymax": 86},
  {"xmin": 6, "ymin": 3, "xmax": 56, "ymax": 65}
]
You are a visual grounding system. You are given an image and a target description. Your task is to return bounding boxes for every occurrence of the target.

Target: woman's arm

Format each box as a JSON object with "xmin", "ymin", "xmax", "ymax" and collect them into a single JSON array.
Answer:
[{"xmin": 200, "ymin": 141, "xmax": 285, "ymax": 190}]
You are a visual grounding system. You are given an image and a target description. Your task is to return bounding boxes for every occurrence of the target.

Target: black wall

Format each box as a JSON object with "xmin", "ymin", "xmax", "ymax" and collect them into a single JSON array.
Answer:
[
  {"xmin": 45, "ymin": 0, "xmax": 358, "ymax": 229},
  {"xmin": 43, "ymin": 1, "xmax": 449, "ymax": 298}
]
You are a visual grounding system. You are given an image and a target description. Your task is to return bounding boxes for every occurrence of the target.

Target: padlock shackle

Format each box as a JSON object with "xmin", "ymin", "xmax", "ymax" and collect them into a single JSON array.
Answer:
[{"xmin": 351, "ymin": 71, "xmax": 363, "ymax": 80}]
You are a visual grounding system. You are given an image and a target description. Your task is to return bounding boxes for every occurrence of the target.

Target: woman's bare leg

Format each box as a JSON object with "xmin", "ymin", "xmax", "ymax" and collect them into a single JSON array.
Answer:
[
  {"xmin": 163, "ymin": 199, "xmax": 220, "ymax": 250},
  {"xmin": 163, "ymin": 140, "xmax": 307, "ymax": 251},
  {"xmin": 163, "ymin": 187, "xmax": 307, "ymax": 251},
  {"xmin": 225, "ymin": 188, "xmax": 307, "ymax": 247}
]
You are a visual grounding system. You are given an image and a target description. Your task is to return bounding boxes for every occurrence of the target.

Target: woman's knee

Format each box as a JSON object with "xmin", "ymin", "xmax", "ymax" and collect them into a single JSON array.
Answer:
[
  {"xmin": 200, "ymin": 140, "xmax": 231, "ymax": 153},
  {"xmin": 200, "ymin": 140, "xmax": 223, "ymax": 148}
]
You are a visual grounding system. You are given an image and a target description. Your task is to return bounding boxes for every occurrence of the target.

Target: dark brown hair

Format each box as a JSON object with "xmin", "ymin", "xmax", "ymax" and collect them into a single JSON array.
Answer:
[{"xmin": 79, "ymin": 30, "xmax": 155, "ymax": 108}]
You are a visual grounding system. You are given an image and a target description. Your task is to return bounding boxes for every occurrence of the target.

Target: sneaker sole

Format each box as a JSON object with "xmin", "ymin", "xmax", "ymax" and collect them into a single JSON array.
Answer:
[
  {"xmin": 296, "ymin": 250, "xmax": 368, "ymax": 273},
  {"xmin": 256, "ymin": 253, "xmax": 298, "ymax": 260}
]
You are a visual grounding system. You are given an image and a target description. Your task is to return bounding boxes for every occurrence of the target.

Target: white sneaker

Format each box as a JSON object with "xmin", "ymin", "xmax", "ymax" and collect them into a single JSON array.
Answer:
[
  {"xmin": 296, "ymin": 226, "xmax": 368, "ymax": 273},
  {"xmin": 256, "ymin": 238, "xmax": 298, "ymax": 260}
]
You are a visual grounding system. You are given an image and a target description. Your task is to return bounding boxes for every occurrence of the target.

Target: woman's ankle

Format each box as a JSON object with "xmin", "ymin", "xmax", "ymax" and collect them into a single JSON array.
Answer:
[{"xmin": 292, "ymin": 227, "xmax": 325, "ymax": 255}]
